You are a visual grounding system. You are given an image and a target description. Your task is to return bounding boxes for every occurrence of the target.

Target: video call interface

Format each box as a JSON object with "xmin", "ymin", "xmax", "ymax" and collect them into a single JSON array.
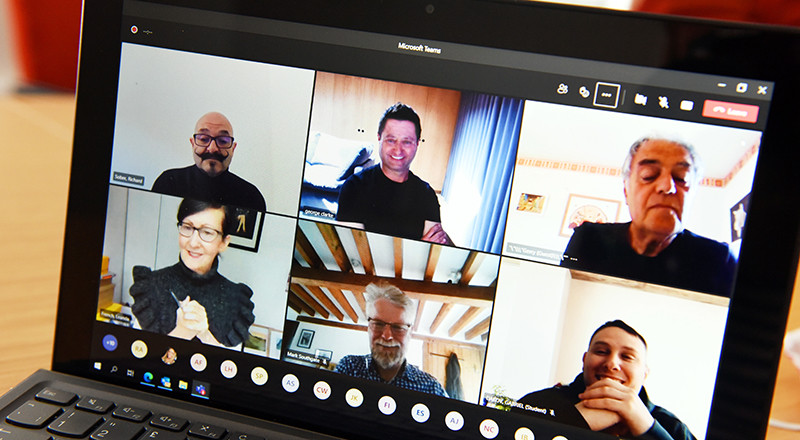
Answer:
[{"xmin": 94, "ymin": 36, "xmax": 769, "ymax": 439}]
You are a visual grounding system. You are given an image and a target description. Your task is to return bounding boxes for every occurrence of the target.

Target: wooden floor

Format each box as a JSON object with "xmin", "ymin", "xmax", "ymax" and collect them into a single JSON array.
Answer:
[{"xmin": 0, "ymin": 93, "xmax": 798, "ymax": 439}]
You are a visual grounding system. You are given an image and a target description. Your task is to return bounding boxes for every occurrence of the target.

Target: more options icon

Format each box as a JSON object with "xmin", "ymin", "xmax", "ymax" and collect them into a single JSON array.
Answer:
[{"xmin": 593, "ymin": 82, "xmax": 620, "ymax": 108}]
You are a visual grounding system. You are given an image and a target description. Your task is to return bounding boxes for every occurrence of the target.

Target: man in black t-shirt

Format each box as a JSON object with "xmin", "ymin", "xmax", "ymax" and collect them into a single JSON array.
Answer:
[
  {"xmin": 336, "ymin": 103, "xmax": 452, "ymax": 244},
  {"xmin": 151, "ymin": 112, "xmax": 266, "ymax": 212}
]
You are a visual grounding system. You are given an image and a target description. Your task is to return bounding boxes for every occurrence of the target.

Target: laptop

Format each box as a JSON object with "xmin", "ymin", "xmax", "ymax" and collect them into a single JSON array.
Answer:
[{"xmin": 2, "ymin": 0, "xmax": 800, "ymax": 439}]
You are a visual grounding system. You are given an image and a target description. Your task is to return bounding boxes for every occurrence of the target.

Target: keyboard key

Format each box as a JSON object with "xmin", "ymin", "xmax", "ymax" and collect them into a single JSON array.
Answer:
[
  {"xmin": 47, "ymin": 410, "xmax": 103, "ymax": 437},
  {"xmin": 0, "ymin": 422, "xmax": 51, "ymax": 439},
  {"xmin": 78, "ymin": 397, "xmax": 115, "ymax": 414},
  {"xmin": 188, "ymin": 422, "xmax": 226, "ymax": 439},
  {"xmin": 35, "ymin": 389, "xmax": 76, "ymax": 406},
  {"xmin": 112, "ymin": 406, "xmax": 150, "ymax": 422},
  {"xmin": 149, "ymin": 414, "xmax": 187, "ymax": 431},
  {"xmin": 138, "ymin": 427, "xmax": 185, "ymax": 439},
  {"xmin": 228, "ymin": 433, "xmax": 265, "ymax": 440},
  {"xmin": 90, "ymin": 419, "xmax": 144, "ymax": 440},
  {"xmin": 6, "ymin": 400, "xmax": 63, "ymax": 428}
]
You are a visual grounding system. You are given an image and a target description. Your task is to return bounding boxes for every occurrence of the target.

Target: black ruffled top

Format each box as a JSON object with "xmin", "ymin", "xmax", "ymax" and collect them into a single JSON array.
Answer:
[{"xmin": 130, "ymin": 257, "xmax": 255, "ymax": 347}]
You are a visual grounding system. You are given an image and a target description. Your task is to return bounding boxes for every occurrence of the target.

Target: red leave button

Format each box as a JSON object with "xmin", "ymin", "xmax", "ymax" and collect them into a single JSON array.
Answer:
[{"xmin": 702, "ymin": 100, "xmax": 759, "ymax": 123}]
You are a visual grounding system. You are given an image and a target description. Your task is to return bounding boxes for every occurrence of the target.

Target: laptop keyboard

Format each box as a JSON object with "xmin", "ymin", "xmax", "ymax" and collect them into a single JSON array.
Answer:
[{"xmin": 2, "ymin": 387, "xmax": 262, "ymax": 440}]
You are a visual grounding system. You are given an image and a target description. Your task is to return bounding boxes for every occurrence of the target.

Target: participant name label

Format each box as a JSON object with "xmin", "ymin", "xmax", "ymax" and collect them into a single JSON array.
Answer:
[{"xmin": 112, "ymin": 172, "xmax": 145, "ymax": 186}]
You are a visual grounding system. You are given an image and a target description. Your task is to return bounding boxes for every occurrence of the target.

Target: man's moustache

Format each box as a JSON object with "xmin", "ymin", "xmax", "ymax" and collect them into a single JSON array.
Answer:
[
  {"xmin": 376, "ymin": 339, "xmax": 400, "ymax": 348},
  {"xmin": 198, "ymin": 152, "xmax": 227, "ymax": 162}
]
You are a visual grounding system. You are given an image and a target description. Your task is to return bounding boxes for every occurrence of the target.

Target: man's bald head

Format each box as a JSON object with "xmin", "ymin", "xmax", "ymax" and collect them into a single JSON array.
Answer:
[{"xmin": 191, "ymin": 112, "xmax": 237, "ymax": 177}]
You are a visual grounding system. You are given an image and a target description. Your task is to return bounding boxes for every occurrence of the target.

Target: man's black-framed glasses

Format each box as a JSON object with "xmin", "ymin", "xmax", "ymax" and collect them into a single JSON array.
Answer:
[
  {"xmin": 177, "ymin": 222, "xmax": 223, "ymax": 243},
  {"xmin": 368, "ymin": 318, "xmax": 411, "ymax": 335},
  {"xmin": 193, "ymin": 133, "xmax": 234, "ymax": 149}
]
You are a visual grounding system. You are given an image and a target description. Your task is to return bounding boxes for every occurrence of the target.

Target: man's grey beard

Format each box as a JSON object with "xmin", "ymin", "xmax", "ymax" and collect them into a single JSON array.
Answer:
[{"xmin": 371, "ymin": 339, "xmax": 404, "ymax": 370}]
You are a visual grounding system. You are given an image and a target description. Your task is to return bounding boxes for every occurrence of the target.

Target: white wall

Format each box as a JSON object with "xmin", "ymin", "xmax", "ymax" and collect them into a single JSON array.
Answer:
[
  {"xmin": 102, "ymin": 186, "xmax": 129, "ymax": 302},
  {"xmin": 504, "ymin": 166, "xmax": 627, "ymax": 259},
  {"xmin": 480, "ymin": 259, "xmax": 571, "ymax": 400},
  {"xmin": 110, "ymin": 43, "xmax": 315, "ymax": 216}
]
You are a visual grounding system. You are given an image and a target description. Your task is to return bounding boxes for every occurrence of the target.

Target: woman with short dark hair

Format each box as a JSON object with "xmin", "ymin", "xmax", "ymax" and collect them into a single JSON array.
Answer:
[{"xmin": 130, "ymin": 198, "xmax": 255, "ymax": 347}]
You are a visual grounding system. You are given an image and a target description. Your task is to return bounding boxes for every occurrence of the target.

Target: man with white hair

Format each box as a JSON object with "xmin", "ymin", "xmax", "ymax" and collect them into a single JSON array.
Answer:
[
  {"xmin": 561, "ymin": 137, "xmax": 736, "ymax": 297},
  {"xmin": 334, "ymin": 283, "xmax": 447, "ymax": 396}
]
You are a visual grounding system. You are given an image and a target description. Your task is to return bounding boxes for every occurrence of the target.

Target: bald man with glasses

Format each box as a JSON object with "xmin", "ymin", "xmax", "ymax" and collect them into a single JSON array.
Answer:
[
  {"xmin": 334, "ymin": 283, "xmax": 448, "ymax": 396},
  {"xmin": 151, "ymin": 112, "xmax": 267, "ymax": 211}
]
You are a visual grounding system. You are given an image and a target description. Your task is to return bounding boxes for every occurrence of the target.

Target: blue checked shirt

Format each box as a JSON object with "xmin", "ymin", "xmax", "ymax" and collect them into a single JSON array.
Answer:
[{"xmin": 335, "ymin": 354, "xmax": 448, "ymax": 397}]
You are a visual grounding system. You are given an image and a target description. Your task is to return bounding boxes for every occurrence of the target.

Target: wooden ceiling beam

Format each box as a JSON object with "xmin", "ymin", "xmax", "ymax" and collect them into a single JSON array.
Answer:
[
  {"xmin": 465, "ymin": 315, "xmax": 491, "ymax": 340},
  {"xmin": 295, "ymin": 316, "xmax": 486, "ymax": 351},
  {"xmin": 294, "ymin": 226, "xmax": 322, "ymax": 268},
  {"xmin": 287, "ymin": 292, "xmax": 315, "ymax": 316},
  {"xmin": 316, "ymin": 223, "xmax": 352, "ymax": 273},
  {"xmin": 413, "ymin": 299, "xmax": 426, "ymax": 332},
  {"xmin": 291, "ymin": 265, "xmax": 495, "ymax": 307},
  {"xmin": 429, "ymin": 303, "xmax": 454, "ymax": 334},
  {"xmin": 327, "ymin": 287, "xmax": 360, "ymax": 323},
  {"xmin": 290, "ymin": 283, "xmax": 329, "ymax": 319},
  {"xmin": 448, "ymin": 306, "xmax": 483, "ymax": 337},
  {"xmin": 306, "ymin": 285, "xmax": 345, "ymax": 321},
  {"xmin": 460, "ymin": 252, "xmax": 486, "ymax": 286},
  {"xmin": 393, "ymin": 237, "xmax": 403, "ymax": 278},
  {"xmin": 351, "ymin": 287, "xmax": 367, "ymax": 314},
  {"xmin": 424, "ymin": 244, "xmax": 442, "ymax": 281},
  {"xmin": 351, "ymin": 229, "xmax": 375, "ymax": 275},
  {"xmin": 287, "ymin": 297, "xmax": 302, "ymax": 314}
]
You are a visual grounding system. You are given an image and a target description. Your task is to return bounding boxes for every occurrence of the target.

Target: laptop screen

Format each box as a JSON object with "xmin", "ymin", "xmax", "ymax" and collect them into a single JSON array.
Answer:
[{"xmin": 61, "ymin": 1, "xmax": 800, "ymax": 439}]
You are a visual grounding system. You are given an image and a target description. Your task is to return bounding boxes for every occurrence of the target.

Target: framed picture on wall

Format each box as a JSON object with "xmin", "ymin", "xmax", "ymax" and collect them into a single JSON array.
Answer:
[
  {"xmin": 560, "ymin": 194, "xmax": 622, "ymax": 237},
  {"xmin": 516, "ymin": 193, "xmax": 546, "ymax": 214},
  {"xmin": 315, "ymin": 349, "xmax": 333, "ymax": 368},
  {"xmin": 243, "ymin": 324, "xmax": 270, "ymax": 357},
  {"xmin": 297, "ymin": 329, "xmax": 315, "ymax": 349},
  {"xmin": 228, "ymin": 208, "xmax": 264, "ymax": 253}
]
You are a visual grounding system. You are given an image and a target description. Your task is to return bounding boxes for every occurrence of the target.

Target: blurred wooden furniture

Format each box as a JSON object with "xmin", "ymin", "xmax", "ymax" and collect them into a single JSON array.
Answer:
[
  {"xmin": 0, "ymin": 93, "xmax": 74, "ymax": 393},
  {"xmin": 766, "ymin": 267, "xmax": 800, "ymax": 439}
]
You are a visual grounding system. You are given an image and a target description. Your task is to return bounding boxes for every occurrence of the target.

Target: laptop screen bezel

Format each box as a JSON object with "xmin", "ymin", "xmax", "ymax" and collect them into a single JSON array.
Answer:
[{"xmin": 55, "ymin": 1, "xmax": 800, "ymax": 439}]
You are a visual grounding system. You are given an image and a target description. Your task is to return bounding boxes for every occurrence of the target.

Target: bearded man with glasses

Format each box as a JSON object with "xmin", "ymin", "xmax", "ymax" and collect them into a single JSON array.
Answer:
[
  {"xmin": 334, "ymin": 283, "xmax": 448, "ymax": 396},
  {"xmin": 151, "ymin": 112, "xmax": 267, "ymax": 211}
]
